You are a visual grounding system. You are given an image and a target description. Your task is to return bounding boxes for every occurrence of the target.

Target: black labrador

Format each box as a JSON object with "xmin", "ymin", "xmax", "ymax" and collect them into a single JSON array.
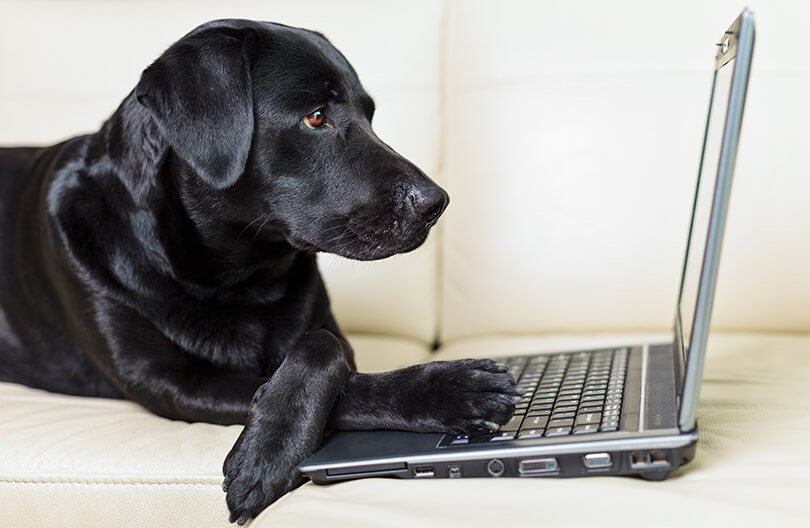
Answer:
[{"xmin": 0, "ymin": 20, "xmax": 520, "ymax": 524}]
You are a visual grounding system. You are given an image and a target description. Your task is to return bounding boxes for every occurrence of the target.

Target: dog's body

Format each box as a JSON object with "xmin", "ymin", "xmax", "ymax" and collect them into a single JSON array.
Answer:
[{"xmin": 0, "ymin": 20, "xmax": 519, "ymax": 523}]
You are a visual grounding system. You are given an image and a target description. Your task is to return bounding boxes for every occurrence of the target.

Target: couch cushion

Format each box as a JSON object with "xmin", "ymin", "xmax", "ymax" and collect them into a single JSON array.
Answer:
[
  {"xmin": 0, "ymin": 0, "xmax": 445, "ymax": 345},
  {"xmin": 253, "ymin": 332, "xmax": 810, "ymax": 527},
  {"xmin": 0, "ymin": 335, "xmax": 431, "ymax": 528},
  {"xmin": 439, "ymin": 0, "xmax": 810, "ymax": 342},
  {"xmin": 0, "ymin": 382, "xmax": 238, "ymax": 527}
]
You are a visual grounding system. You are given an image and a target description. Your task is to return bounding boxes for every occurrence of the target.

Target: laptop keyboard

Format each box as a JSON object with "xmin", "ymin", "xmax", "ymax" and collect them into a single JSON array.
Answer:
[{"xmin": 446, "ymin": 348, "xmax": 627, "ymax": 445}]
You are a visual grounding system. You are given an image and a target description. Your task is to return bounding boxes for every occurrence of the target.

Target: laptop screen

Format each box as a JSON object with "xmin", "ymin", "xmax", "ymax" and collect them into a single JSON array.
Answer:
[
  {"xmin": 678, "ymin": 57, "xmax": 735, "ymax": 369},
  {"xmin": 675, "ymin": 9, "xmax": 754, "ymax": 431}
]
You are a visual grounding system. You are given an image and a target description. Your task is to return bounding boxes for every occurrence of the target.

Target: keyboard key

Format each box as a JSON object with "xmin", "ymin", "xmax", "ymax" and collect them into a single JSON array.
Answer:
[
  {"xmin": 575, "ymin": 413, "xmax": 602, "ymax": 426},
  {"xmin": 499, "ymin": 414, "xmax": 524, "ymax": 432},
  {"xmin": 583, "ymin": 384, "xmax": 608, "ymax": 392},
  {"xmin": 587, "ymin": 383, "xmax": 607, "ymax": 389},
  {"xmin": 545, "ymin": 426, "xmax": 571, "ymax": 437},
  {"xmin": 491, "ymin": 432, "xmax": 516, "ymax": 441},
  {"xmin": 534, "ymin": 391, "xmax": 558, "ymax": 399},
  {"xmin": 527, "ymin": 409, "xmax": 552, "ymax": 417},
  {"xmin": 547, "ymin": 418, "xmax": 574, "ymax": 428},
  {"xmin": 550, "ymin": 411, "xmax": 575, "ymax": 420},
  {"xmin": 523, "ymin": 415, "xmax": 549, "ymax": 428},
  {"xmin": 517, "ymin": 429, "xmax": 545, "ymax": 439},
  {"xmin": 579, "ymin": 405, "xmax": 603, "ymax": 413},
  {"xmin": 581, "ymin": 395, "xmax": 604, "ymax": 403},
  {"xmin": 450, "ymin": 434, "xmax": 470, "ymax": 445},
  {"xmin": 554, "ymin": 405, "xmax": 578, "ymax": 414},
  {"xmin": 573, "ymin": 424, "xmax": 599, "ymax": 434},
  {"xmin": 582, "ymin": 389, "xmax": 606, "ymax": 398}
]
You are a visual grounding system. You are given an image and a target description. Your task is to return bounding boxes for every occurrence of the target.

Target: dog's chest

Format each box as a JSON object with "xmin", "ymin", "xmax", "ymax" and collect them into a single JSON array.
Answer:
[{"xmin": 164, "ymin": 269, "xmax": 329, "ymax": 376}]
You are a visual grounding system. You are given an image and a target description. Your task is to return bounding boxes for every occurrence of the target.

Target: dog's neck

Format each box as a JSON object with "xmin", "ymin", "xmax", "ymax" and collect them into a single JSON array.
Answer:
[{"xmin": 94, "ymin": 94, "xmax": 306, "ymax": 294}]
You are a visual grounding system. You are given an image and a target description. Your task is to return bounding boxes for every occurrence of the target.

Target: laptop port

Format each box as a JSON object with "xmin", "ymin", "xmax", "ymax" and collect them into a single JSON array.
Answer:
[
  {"xmin": 413, "ymin": 466, "xmax": 435, "ymax": 478},
  {"xmin": 582, "ymin": 452, "xmax": 613, "ymax": 469},
  {"xmin": 630, "ymin": 451, "xmax": 671, "ymax": 470},
  {"xmin": 487, "ymin": 459, "xmax": 505, "ymax": 477},
  {"xmin": 650, "ymin": 451, "xmax": 670, "ymax": 467},
  {"xmin": 630, "ymin": 451, "xmax": 651, "ymax": 468},
  {"xmin": 518, "ymin": 458, "xmax": 559, "ymax": 475},
  {"xmin": 447, "ymin": 465, "xmax": 462, "ymax": 478}
]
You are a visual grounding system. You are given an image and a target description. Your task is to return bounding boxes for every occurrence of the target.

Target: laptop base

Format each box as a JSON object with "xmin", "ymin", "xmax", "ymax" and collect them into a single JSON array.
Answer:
[{"xmin": 302, "ymin": 430, "xmax": 697, "ymax": 484}]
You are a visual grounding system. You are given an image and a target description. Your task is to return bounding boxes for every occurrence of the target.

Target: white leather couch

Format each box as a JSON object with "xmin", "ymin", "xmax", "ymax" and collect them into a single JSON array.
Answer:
[{"xmin": 2, "ymin": 1, "xmax": 809, "ymax": 526}]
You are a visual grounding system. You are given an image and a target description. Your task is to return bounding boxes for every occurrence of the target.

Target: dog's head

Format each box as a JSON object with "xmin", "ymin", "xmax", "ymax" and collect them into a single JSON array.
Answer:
[{"xmin": 135, "ymin": 20, "xmax": 448, "ymax": 262}]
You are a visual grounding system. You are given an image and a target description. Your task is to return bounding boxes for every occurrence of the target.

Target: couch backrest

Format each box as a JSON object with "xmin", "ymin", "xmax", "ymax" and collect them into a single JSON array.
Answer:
[
  {"xmin": 0, "ymin": 0, "xmax": 445, "ymax": 345},
  {"xmin": 439, "ymin": 0, "xmax": 810, "ymax": 343}
]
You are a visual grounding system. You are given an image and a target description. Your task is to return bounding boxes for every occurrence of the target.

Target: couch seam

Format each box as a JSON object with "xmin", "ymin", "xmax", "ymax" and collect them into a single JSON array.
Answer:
[
  {"xmin": 432, "ymin": 0, "xmax": 452, "ymax": 352},
  {"xmin": 0, "ymin": 479, "xmax": 220, "ymax": 487}
]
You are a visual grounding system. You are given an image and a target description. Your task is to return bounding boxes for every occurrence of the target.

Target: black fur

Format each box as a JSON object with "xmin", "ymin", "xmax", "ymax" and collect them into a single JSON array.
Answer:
[{"xmin": 0, "ymin": 20, "xmax": 520, "ymax": 524}]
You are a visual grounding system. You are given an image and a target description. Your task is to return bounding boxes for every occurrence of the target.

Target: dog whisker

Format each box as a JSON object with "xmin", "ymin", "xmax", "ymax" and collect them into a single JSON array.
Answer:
[
  {"xmin": 237, "ymin": 216, "xmax": 267, "ymax": 240},
  {"xmin": 252, "ymin": 215, "xmax": 272, "ymax": 241},
  {"xmin": 318, "ymin": 223, "xmax": 349, "ymax": 236}
]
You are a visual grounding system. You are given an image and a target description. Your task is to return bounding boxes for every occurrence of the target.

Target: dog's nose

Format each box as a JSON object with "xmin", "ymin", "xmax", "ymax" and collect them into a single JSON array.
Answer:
[{"xmin": 407, "ymin": 185, "xmax": 449, "ymax": 226}]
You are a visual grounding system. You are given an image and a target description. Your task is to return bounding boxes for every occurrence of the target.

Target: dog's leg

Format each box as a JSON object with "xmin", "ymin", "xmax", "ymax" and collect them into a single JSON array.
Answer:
[
  {"xmin": 329, "ymin": 359, "xmax": 522, "ymax": 434},
  {"xmin": 222, "ymin": 329, "xmax": 350, "ymax": 525}
]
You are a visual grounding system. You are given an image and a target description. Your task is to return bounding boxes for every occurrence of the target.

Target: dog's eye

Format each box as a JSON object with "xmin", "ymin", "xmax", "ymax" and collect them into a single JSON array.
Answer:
[{"xmin": 303, "ymin": 109, "xmax": 326, "ymax": 129}]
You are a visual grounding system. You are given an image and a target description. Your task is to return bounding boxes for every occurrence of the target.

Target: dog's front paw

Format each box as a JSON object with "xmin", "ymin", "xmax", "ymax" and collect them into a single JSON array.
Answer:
[
  {"xmin": 222, "ymin": 420, "xmax": 305, "ymax": 525},
  {"xmin": 222, "ymin": 380, "xmax": 309, "ymax": 525},
  {"xmin": 420, "ymin": 358, "xmax": 523, "ymax": 434}
]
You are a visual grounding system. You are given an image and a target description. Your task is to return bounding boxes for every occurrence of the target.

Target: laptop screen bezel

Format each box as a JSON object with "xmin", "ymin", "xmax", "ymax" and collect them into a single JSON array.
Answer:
[{"xmin": 673, "ymin": 9, "xmax": 755, "ymax": 432}]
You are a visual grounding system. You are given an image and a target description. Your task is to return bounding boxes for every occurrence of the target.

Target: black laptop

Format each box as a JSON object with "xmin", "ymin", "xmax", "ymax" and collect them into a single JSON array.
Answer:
[{"xmin": 300, "ymin": 9, "xmax": 755, "ymax": 483}]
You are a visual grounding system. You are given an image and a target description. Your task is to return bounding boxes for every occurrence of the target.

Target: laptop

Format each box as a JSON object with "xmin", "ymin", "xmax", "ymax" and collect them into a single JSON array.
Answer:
[{"xmin": 300, "ymin": 9, "xmax": 755, "ymax": 483}]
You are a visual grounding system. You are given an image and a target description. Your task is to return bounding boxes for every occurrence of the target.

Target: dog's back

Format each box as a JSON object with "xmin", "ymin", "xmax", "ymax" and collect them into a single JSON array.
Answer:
[
  {"xmin": 0, "ymin": 146, "xmax": 44, "ymax": 369},
  {"xmin": 0, "ymin": 147, "xmax": 40, "ymax": 199},
  {"xmin": 0, "ymin": 144, "xmax": 122, "ymax": 397}
]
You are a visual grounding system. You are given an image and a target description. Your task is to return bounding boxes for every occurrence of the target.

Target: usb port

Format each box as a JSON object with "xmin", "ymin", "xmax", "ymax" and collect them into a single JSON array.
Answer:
[
  {"xmin": 630, "ymin": 451, "xmax": 670, "ymax": 470},
  {"xmin": 650, "ymin": 451, "xmax": 670, "ymax": 467},
  {"xmin": 630, "ymin": 452, "xmax": 651, "ymax": 468},
  {"xmin": 413, "ymin": 466, "xmax": 435, "ymax": 478}
]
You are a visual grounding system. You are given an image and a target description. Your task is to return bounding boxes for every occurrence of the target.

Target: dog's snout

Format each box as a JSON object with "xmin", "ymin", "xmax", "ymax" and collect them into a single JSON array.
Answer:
[{"xmin": 407, "ymin": 186, "xmax": 449, "ymax": 226}]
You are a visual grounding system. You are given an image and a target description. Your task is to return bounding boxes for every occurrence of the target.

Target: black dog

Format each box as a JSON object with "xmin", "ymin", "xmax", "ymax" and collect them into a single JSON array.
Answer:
[{"xmin": 0, "ymin": 20, "xmax": 520, "ymax": 523}]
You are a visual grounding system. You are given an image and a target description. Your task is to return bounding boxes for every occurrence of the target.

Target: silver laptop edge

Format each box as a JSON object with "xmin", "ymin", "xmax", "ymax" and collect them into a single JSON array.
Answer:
[
  {"xmin": 678, "ymin": 9, "xmax": 754, "ymax": 432},
  {"xmin": 306, "ymin": 433, "xmax": 697, "ymax": 473}
]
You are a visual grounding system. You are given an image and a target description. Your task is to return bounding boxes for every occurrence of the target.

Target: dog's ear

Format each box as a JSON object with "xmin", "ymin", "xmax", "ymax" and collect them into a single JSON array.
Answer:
[{"xmin": 136, "ymin": 24, "xmax": 257, "ymax": 189}]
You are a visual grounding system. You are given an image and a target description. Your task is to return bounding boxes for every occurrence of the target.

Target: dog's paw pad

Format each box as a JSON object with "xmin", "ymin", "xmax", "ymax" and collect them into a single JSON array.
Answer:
[{"xmin": 420, "ymin": 358, "xmax": 524, "ymax": 434}]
